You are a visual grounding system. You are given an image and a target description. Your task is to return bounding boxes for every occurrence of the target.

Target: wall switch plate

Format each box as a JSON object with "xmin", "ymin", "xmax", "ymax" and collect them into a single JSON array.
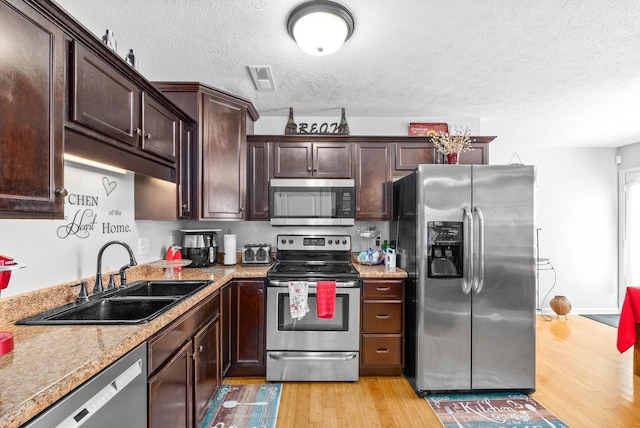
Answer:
[{"xmin": 138, "ymin": 238, "xmax": 150, "ymax": 256}]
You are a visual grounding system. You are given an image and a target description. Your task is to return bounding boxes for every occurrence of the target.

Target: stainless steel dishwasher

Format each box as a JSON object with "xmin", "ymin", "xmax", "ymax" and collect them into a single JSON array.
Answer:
[{"xmin": 22, "ymin": 342, "xmax": 147, "ymax": 428}]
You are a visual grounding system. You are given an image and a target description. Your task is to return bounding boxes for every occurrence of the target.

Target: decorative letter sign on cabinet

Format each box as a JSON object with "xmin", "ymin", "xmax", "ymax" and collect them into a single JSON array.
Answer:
[{"xmin": 0, "ymin": 0, "xmax": 65, "ymax": 218}]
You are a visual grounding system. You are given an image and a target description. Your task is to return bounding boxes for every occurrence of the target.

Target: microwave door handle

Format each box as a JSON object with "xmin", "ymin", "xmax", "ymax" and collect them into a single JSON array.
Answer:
[{"xmin": 463, "ymin": 207, "xmax": 473, "ymax": 294}]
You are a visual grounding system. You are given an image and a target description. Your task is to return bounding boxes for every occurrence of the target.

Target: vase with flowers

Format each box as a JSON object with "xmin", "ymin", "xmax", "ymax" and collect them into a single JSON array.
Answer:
[{"xmin": 431, "ymin": 125, "xmax": 473, "ymax": 164}]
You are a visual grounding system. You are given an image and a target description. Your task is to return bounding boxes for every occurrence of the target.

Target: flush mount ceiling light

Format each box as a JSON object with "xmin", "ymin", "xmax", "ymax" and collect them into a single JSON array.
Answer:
[{"xmin": 287, "ymin": 0, "xmax": 355, "ymax": 56}]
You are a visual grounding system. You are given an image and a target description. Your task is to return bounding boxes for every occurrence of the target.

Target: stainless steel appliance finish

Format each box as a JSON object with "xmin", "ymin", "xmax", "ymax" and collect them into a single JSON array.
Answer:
[
  {"xmin": 22, "ymin": 342, "xmax": 147, "ymax": 428},
  {"xmin": 241, "ymin": 243, "xmax": 272, "ymax": 265},
  {"xmin": 181, "ymin": 229, "xmax": 219, "ymax": 267},
  {"xmin": 269, "ymin": 179, "xmax": 355, "ymax": 226},
  {"xmin": 395, "ymin": 165, "xmax": 536, "ymax": 395},
  {"xmin": 266, "ymin": 234, "xmax": 361, "ymax": 381}
]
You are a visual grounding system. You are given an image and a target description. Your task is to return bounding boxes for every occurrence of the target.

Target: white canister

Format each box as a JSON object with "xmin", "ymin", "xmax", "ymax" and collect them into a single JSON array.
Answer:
[{"xmin": 384, "ymin": 248, "xmax": 396, "ymax": 272}]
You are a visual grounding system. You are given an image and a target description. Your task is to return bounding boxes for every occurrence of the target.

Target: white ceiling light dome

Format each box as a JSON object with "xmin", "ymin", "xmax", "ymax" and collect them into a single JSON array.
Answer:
[{"xmin": 287, "ymin": 1, "xmax": 355, "ymax": 56}]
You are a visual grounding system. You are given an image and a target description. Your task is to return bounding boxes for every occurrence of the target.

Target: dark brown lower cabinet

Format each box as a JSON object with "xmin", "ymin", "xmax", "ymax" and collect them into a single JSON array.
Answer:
[
  {"xmin": 226, "ymin": 279, "xmax": 266, "ymax": 376},
  {"xmin": 148, "ymin": 290, "xmax": 220, "ymax": 428},
  {"xmin": 148, "ymin": 341, "xmax": 192, "ymax": 428},
  {"xmin": 360, "ymin": 279, "xmax": 405, "ymax": 376}
]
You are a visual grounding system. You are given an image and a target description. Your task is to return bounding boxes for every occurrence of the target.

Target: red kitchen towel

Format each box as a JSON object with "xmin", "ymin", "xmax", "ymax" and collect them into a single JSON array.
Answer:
[
  {"xmin": 617, "ymin": 286, "xmax": 640, "ymax": 353},
  {"xmin": 316, "ymin": 281, "xmax": 336, "ymax": 319}
]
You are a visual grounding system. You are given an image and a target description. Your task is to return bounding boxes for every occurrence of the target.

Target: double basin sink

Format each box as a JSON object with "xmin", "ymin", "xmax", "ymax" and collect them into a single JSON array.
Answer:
[{"xmin": 15, "ymin": 280, "xmax": 212, "ymax": 325}]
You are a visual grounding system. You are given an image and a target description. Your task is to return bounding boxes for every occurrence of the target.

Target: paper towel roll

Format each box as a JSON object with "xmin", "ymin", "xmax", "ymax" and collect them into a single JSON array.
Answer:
[{"xmin": 223, "ymin": 234, "xmax": 237, "ymax": 265}]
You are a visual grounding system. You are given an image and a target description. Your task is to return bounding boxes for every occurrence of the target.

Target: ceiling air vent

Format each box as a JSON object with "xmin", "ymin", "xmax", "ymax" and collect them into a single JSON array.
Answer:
[{"xmin": 248, "ymin": 66, "xmax": 276, "ymax": 91}]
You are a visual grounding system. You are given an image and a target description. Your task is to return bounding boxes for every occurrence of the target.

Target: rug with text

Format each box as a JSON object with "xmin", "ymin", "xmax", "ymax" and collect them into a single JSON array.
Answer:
[
  {"xmin": 199, "ymin": 383, "xmax": 281, "ymax": 428},
  {"xmin": 426, "ymin": 392, "xmax": 570, "ymax": 428}
]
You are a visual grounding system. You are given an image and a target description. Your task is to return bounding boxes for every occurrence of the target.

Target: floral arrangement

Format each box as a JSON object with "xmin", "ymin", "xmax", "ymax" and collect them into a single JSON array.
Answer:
[{"xmin": 431, "ymin": 125, "xmax": 473, "ymax": 155}]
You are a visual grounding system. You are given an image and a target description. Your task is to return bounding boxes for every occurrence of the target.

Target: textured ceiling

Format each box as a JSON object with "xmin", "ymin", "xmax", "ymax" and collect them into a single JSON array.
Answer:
[{"xmin": 54, "ymin": 0, "xmax": 640, "ymax": 148}]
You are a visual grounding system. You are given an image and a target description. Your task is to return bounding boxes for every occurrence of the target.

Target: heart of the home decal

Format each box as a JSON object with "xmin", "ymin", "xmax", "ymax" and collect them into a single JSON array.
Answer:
[{"xmin": 102, "ymin": 177, "xmax": 117, "ymax": 196}]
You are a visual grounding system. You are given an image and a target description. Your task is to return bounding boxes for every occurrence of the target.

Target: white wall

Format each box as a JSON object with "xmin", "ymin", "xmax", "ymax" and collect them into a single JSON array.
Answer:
[{"xmin": 0, "ymin": 163, "xmax": 180, "ymax": 297}]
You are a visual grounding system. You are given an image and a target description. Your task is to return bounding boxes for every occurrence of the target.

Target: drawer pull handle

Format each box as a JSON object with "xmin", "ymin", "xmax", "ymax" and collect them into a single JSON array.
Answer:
[
  {"xmin": 376, "ymin": 287, "xmax": 391, "ymax": 292},
  {"xmin": 376, "ymin": 314, "xmax": 390, "ymax": 319},
  {"xmin": 376, "ymin": 348, "xmax": 390, "ymax": 354}
]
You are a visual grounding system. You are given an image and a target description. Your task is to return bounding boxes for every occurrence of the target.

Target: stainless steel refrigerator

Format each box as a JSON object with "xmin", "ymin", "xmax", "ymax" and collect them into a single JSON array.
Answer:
[{"xmin": 393, "ymin": 164, "xmax": 536, "ymax": 396}]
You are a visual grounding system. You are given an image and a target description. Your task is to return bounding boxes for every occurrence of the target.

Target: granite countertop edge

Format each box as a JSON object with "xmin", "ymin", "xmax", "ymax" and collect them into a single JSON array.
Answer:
[{"xmin": 0, "ymin": 262, "xmax": 405, "ymax": 427}]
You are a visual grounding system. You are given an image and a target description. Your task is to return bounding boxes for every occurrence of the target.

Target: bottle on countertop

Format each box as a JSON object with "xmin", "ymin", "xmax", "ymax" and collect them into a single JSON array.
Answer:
[{"xmin": 382, "ymin": 240, "xmax": 388, "ymax": 252}]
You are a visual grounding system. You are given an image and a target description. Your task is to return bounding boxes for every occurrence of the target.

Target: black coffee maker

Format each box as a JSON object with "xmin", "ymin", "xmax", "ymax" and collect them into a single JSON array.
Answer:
[{"xmin": 181, "ymin": 230, "xmax": 219, "ymax": 267}]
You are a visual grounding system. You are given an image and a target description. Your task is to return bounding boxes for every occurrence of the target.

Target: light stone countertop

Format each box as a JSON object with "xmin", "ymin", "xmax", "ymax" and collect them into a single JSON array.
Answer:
[{"xmin": 0, "ymin": 261, "xmax": 405, "ymax": 428}]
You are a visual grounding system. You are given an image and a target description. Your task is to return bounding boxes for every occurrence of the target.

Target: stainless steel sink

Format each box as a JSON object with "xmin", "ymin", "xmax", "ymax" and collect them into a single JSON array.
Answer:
[
  {"xmin": 114, "ymin": 280, "xmax": 211, "ymax": 297},
  {"xmin": 15, "ymin": 279, "xmax": 212, "ymax": 325}
]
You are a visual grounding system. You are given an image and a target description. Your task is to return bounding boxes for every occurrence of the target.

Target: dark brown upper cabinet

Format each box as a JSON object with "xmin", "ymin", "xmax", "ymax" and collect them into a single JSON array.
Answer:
[
  {"xmin": 154, "ymin": 82, "xmax": 259, "ymax": 220},
  {"xmin": 273, "ymin": 141, "xmax": 352, "ymax": 178},
  {"xmin": 0, "ymin": 0, "xmax": 66, "ymax": 218}
]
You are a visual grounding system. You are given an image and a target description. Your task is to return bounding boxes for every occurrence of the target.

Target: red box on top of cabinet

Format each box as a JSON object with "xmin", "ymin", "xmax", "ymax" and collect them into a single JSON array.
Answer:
[{"xmin": 408, "ymin": 122, "xmax": 449, "ymax": 136}]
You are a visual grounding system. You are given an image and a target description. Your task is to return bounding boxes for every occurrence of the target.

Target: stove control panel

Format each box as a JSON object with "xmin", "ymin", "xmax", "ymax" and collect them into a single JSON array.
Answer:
[{"xmin": 276, "ymin": 235, "xmax": 351, "ymax": 251}]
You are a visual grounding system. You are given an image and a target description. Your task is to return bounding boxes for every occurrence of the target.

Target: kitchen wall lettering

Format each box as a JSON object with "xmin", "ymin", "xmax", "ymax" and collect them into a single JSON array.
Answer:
[{"xmin": 56, "ymin": 167, "xmax": 134, "ymax": 240}]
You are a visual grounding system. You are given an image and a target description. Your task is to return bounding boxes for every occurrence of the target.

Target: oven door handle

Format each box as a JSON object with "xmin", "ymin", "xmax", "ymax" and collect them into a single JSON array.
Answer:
[
  {"xmin": 268, "ymin": 280, "xmax": 359, "ymax": 288},
  {"xmin": 268, "ymin": 352, "xmax": 358, "ymax": 361}
]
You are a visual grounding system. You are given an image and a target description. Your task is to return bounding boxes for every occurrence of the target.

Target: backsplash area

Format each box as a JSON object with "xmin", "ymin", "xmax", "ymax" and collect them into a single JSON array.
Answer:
[{"xmin": 0, "ymin": 162, "xmax": 178, "ymax": 297}]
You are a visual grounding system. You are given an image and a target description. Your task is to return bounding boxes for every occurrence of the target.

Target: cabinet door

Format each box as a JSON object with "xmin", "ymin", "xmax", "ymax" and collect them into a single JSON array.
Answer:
[
  {"xmin": 394, "ymin": 142, "xmax": 437, "ymax": 173},
  {"xmin": 148, "ymin": 342, "xmax": 192, "ymax": 428},
  {"xmin": 247, "ymin": 141, "xmax": 271, "ymax": 220},
  {"xmin": 457, "ymin": 142, "xmax": 489, "ymax": 165},
  {"xmin": 354, "ymin": 143, "xmax": 392, "ymax": 220},
  {"xmin": 193, "ymin": 317, "xmax": 220, "ymax": 426},
  {"xmin": 70, "ymin": 40, "xmax": 140, "ymax": 147},
  {"xmin": 0, "ymin": 0, "xmax": 65, "ymax": 217},
  {"xmin": 220, "ymin": 283, "xmax": 232, "ymax": 376},
  {"xmin": 201, "ymin": 94, "xmax": 246, "ymax": 219},
  {"xmin": 229, "ymin": 279, "xmax": 266, "ymax": 376},
  {"xmin": 313, "ymin": 142, "xmax": 352, "ymax": 178},
  {"xmin": 142, "ymin": 93, "xmax": 178, "ymax": 161},
  {"xmin": 178, "ymin": 121, "xmax": 194, "ymax": 218},
  {"xmin": 273, "ymin": 142, "xmax": 313, "ymax": 178}
]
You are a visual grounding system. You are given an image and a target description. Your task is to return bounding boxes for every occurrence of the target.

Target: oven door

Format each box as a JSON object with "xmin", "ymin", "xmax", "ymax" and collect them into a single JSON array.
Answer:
[{"xmin": 266, "ymin": 281, "xmax": 360, "ymax": 352}]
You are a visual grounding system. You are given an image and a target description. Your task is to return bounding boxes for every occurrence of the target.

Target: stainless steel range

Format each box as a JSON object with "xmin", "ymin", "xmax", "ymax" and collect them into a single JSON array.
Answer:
[{"xmin": 266, "ymin": 234, "xmax": 361, "ymax": 382}]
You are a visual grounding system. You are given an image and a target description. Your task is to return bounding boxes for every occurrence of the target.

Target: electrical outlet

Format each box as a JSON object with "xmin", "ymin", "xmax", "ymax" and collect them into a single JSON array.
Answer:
[{"xmin": 138, "ymin": 238, "xmax": 150, "ymax": 256}]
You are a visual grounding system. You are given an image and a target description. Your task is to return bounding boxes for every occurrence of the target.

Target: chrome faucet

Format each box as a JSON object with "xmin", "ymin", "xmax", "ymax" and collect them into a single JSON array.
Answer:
[{"xmin": 94, "ymin": 240, "xmax": 138, "ymax": 294}]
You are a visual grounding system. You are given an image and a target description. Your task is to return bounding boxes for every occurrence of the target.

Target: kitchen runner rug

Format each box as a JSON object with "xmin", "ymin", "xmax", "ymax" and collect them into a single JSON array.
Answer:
[
  {"xmin": 581, "ymin": 314, "xmax": 619, "ymax": 327},
  {"xmin": 426, "ymin": 392, "xmax": 570, "ymax": 428},
  {"xmin": 199, "ymin": 383, "xmax": 281, "ymax": 428}
]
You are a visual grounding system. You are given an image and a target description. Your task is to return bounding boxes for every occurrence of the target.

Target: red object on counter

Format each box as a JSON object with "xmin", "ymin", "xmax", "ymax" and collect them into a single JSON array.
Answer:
[
  {"xmin": 165, "ymin": 245, "xmax": 182, "ymax": 272},
  {"xmin": 316, "ymin": 281, "xmax": 336, "ymax": 319},
  {"xmin": 617, "ymin": 286, "xmax": 640, "ymax": 353},
  {"xmin": 0, "ymin": 255, "xmax": 16, "ymax": 290},
  {"xmin": 0, "ymin": 331, "xmax": 14, "ymax": 355}
]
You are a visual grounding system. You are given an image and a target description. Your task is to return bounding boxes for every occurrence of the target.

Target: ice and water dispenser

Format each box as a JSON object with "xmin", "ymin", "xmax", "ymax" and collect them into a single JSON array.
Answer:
[{"xmin": 427, "ymin": 221, "xmax": 463, "ymax": 278}]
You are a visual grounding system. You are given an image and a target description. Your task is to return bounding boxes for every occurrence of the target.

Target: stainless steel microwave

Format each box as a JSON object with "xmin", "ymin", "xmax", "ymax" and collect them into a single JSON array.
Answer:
[{"xmin": 269, "ymin": 179, "xmax": 355, "ymax": 226}]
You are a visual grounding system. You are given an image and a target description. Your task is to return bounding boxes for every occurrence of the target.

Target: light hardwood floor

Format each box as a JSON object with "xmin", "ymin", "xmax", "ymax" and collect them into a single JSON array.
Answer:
[{"xmin": 226, "ymin": 315, "xmax": 640, "ymax": 427}]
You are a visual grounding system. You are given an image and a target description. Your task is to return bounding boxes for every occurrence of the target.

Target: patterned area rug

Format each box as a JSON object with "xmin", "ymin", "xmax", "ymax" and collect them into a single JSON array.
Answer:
[
  {"xmin": 199, "ymin": 384, "xmax": 281, "ymax": 428},
  {"xmin": 581, "ymin": 314, "xmax": 619, "ymax": 327},
  {"xmin": 426, "ymin": 392, "xmax": 570, "ymax": 428}
]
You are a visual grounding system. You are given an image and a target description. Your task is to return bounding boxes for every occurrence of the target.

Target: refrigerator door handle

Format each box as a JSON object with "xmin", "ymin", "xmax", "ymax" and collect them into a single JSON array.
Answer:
[
  {"xmin": 463, "ymin": 207, "xmax": 473, "ymax": 294},
  {"xmin": 473, "ymin": 207, "xmax": 485, "ymax": 294}
]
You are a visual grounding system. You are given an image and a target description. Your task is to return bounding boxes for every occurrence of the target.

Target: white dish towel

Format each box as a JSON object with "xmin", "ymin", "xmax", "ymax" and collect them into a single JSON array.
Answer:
[{"xmin": 288, "ymin": 281, "xmax": 310, "ymax": 320}]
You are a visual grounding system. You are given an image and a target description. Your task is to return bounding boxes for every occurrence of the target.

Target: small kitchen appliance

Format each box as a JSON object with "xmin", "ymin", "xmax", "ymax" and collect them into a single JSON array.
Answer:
[
  {"xmin": 266, "ymin": 234, "xmax": 361, "ymax": 382},
  {"xmin": 180, "ymin": 230, "xmax": 219, "ymax": 267},
  {"xmin": 241, "ymin": 243, "xmax": 272, "ymax": 265}
]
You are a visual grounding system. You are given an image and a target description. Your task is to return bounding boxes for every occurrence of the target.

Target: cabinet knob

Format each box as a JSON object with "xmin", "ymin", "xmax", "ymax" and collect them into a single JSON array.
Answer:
[
  {"xmin": 307, "ymin": 167, "xmax": 311, "ymax": 172},
  {"xmin": 134, "ymin": 128, "xmax": 142, "ymax": 135},
  {"xmin": 55, "ymin": 188, "xmax": 68, "ymax": 198},
  {"xmin": 376, "ymin": 314, "xmax": 390, "ymax": 319},
  {"xmin": 145, "ymin": 133, "xmax": 152, "ymax": 139},
  {"xmin": 197, "ymin": 344, "xmax": 204, "ymax": 353}
]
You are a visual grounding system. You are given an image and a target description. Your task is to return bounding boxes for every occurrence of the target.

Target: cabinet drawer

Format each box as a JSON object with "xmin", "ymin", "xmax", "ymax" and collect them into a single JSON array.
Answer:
[
  {"xmin": 148, "ymin": 291, "xmax": 220, "ymax": 374},
  {"xmin": 361, "ymin": 334, "xmax": 402, "ymax": 366},
  {"xmin": 361, "ymin": 301, "xmax": 402, "ymax": 333},
  {"xmin": 362, "ymin": 280, "xmax": 404, "ymax": 298}
]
